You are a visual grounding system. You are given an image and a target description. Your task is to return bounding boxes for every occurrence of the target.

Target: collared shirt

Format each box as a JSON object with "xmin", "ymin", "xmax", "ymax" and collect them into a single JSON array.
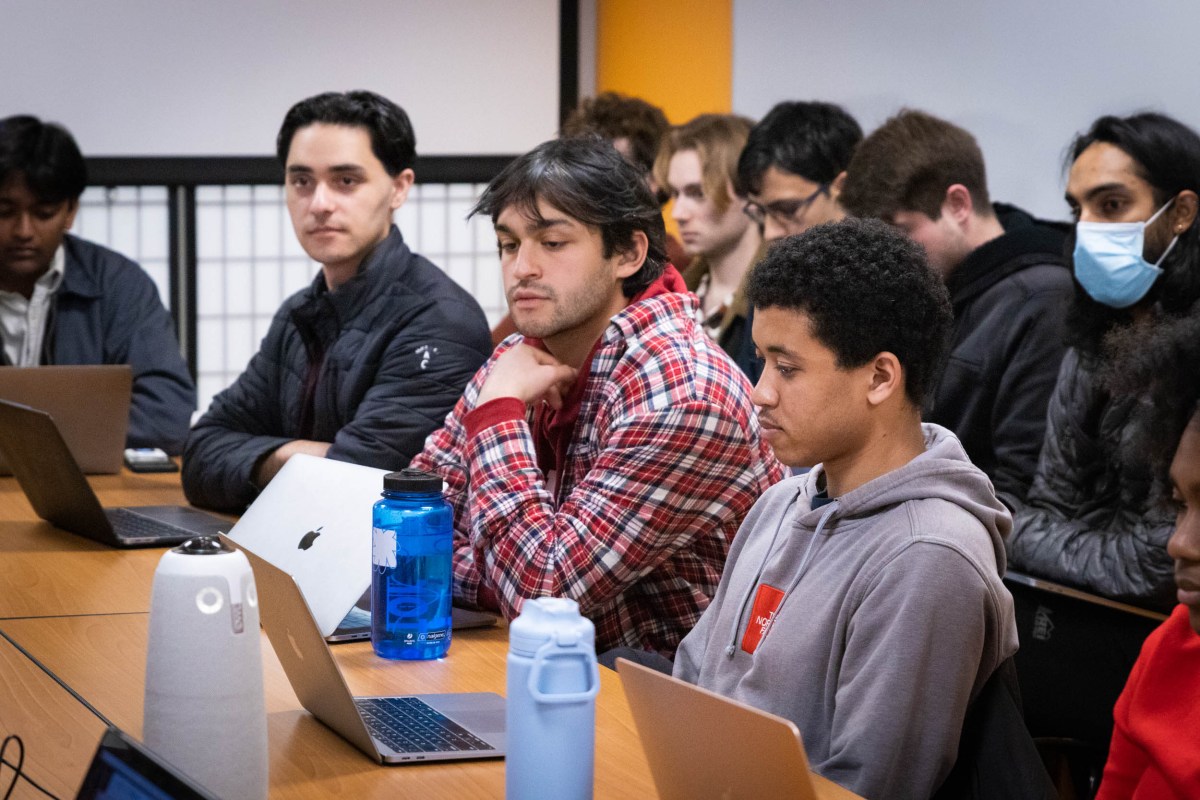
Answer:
[
  {"xmin": 411, "ymin": 267, "xmax": 784, "ymax": 656},
  {"xmin": 0, "ymin": 246, "xmax": 67, "ymax": 365},
  {"xmin": 692, "ymin": 271, "xmax": 734, "ymax": 341}
]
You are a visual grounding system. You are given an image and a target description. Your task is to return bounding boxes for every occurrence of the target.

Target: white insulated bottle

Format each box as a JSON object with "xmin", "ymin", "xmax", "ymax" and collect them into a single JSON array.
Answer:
[
  {"xmin": 143, "ymin": 536, "xmax": 268, "ymax": 800},
  {"xmin": 506, "ymin": 597, "xmax": 601, "ymax": 800}
]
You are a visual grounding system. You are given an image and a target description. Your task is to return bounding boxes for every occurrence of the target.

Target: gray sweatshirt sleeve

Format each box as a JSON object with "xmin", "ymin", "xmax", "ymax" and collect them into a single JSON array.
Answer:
[{"xmin": 816, "ymin": 542, "xmax": 1000, "ymax": 800}]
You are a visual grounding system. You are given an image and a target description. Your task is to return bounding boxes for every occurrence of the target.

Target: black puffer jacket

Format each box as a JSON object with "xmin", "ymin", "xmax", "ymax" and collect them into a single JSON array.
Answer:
[
  {"xmin": 1006, "ymin": 347, "xmax": 1176, "ymax": 610},
  {"xmin": 182, "ymin": 227, "xmax": 492, "ymax": 511},
  {"xmin": 929, "ymin": 204, "xmax": 1072, "ymax": 507}
]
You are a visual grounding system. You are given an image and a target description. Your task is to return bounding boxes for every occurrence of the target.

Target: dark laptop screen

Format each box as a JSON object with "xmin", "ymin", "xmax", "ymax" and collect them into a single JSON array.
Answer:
[{"xmin": 75, "ymin": 728, "xmax": 218, "ymax": 800}]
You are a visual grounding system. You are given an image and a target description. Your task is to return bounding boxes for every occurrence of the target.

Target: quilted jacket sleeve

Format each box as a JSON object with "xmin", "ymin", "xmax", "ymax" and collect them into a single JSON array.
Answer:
[
  {"xmin": 1007, "ymin": 349, "xmax": 1176, "ymax": 609},
  {"xmin": 181, "ymin": 311, "xmax": 293, "ymax": 512}
]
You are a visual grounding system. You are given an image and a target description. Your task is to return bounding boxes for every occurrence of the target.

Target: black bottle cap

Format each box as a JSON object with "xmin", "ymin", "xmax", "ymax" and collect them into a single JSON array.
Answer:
[
  {"xmin": 383, "ymin": 468, "xmax": 442, "ymax": 494},
  {"xmin": 172, "ymin": 535, "xmax": 231, "ymax": 555}
]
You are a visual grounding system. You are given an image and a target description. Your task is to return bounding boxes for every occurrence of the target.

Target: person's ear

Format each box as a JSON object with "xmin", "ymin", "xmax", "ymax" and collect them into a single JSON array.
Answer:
[
  {"xmin": 63, "ymin": 198, "xmax": 80, "ymax": 232},
  {"xmin": 942, "ymin": 184, "xmax": 974, "ymax": 225},
  {"xmin": 865, "ymin": 351, "xmax": 904, "ymax": 407},
  {"xmin": 613, "ymin": 230, "xmax": 648, "ymax": 280},
  {"xmin": 389, "ymin": 168, "xmax": 416, "ymax": 211},
  {"xmin": 1170, "ymin": 189, "xmax": 1199, "ymax": 234},
  {"xmin": 829, "ymin": 170, "xmax": 848, "ymax": 200}
]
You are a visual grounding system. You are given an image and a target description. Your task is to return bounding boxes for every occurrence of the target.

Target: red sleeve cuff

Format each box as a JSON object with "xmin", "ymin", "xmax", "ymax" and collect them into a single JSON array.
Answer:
[
  {"xmin": 464, "ymin": 397, "xmax": 526, "ymax": 440},
  {"xmin": 476, "ymin": 584, "xmax": 501, "ymax": 614}
]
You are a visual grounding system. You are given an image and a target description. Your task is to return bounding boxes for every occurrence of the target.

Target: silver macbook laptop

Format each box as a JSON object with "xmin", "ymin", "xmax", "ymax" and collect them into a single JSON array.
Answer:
[
  {"xmin": 224, "ymin": 534, "xmax": 505, "ymax": 764},
  {"xmin": 0, "ymin": 364, "xmax": 131, "ymax": 473},
  {"xmin": 617, "ymin": 658, "xmax": 824, "ymax": 800},
  {"xmin": 222, "ymin": 453, "xmax": 495, "ymax": 642},
  {"xmin": 0, "ymin": 399, "xmax": 229, "ymax": 548}
]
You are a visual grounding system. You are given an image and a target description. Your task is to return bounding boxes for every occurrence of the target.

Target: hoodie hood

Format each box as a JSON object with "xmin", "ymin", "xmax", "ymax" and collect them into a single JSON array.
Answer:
[
  {"xmin": 947, "ymin": 202, "xmax": 1068, "ymax": 308},
  {"xmin": 793, "ymin": 423, "xmax": 1011, "ymax": 575}
]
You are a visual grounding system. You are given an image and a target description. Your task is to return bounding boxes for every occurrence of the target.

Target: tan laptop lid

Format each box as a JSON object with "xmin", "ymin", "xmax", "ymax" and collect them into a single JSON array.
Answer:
[
  {"xmin": 617, "ymin": 658, "xmax": 821, "ymax": 800},
  {"xmin": 0, "ymin": 365, "xmax": 131, "ymax": 473}
]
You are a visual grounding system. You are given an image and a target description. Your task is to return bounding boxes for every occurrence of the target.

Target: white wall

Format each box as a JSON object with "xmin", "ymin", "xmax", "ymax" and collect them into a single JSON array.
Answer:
[
  {"xmin": 732, "ymin": 0, "xmax": 1200, "ymax": 220},
  {"xmin": 2, "ymin": 0, "xmax": 560, "ymax": 157}
]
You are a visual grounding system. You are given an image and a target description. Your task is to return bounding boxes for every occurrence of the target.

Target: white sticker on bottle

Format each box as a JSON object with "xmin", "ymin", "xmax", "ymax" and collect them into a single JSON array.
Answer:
[{"xmin": 372, "ymin": 526, "xmax": 397, "ymax": 569}]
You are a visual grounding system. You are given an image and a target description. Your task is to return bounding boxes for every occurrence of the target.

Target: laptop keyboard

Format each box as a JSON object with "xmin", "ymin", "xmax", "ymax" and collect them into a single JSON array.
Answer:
[
  {"xmin": 105, "ymin": 508, "xmax": 192, "ymax": 543},
  {"xmin": 355, "ymin": 697, "xmax": 493, "ymax": 753}
]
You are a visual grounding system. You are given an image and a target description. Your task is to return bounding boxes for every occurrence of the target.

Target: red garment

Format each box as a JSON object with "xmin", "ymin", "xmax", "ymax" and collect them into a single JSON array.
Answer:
[
  {"xmin": 1096, "ymin": 604, "xmax": 1200, "ymax": 800},
  {"xmin": 526, "ymin": 267, "xmax": 688, "ymax": 480},
  {"xmin": 411, "ymin": 266, "xmax": 783, "ymax": 656}
]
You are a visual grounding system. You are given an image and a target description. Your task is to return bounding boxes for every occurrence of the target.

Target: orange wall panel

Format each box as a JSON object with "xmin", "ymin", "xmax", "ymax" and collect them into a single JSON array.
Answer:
[{"xmin": 596, "ymin": 0, "xmax": 732, "ymax": 122}]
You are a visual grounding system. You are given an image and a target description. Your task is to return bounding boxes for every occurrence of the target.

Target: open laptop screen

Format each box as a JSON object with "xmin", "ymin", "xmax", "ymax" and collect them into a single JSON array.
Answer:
[{"xmin": 75, "ymin": 727, "xmax": 218, "ymax": 800}]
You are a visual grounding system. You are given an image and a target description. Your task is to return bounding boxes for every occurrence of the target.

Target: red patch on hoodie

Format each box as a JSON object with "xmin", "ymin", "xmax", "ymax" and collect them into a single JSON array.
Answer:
[{"xmin": 741, "ymin": 583, "xmax": 785, "ymax": 654}]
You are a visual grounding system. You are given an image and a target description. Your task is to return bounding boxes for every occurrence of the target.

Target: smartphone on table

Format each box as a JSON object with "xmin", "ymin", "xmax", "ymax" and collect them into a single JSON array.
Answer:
[{"xmin": 124, "ymin": 447, "xmax": 179, "ymax": 473}]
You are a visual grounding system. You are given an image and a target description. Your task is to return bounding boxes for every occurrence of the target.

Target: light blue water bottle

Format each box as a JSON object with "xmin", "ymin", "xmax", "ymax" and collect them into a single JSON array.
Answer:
[
  {"xmin": 370, "ymin": 468, "xmax": 453, "ymax": 660},
  {"xmin": 506, "ymin": 597, "xmax": 601, "ymax": 800}
]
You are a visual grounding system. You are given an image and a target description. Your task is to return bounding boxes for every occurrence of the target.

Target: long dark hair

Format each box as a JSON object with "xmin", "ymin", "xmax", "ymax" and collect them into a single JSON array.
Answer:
[{"xmin": 1065, "ymin": 113, "xmax": 1200, "ymax": 355}]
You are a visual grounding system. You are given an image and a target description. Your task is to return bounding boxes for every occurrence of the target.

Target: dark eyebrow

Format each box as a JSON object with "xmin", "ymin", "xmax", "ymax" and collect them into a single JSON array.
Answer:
[
  {"xmin": 529, "ymin": 217, "xmax": 573, "ymax": 232},
  {"xmin": 494, "ymin": 217, "xmax": 573, "ymax": 236},
  {"xmin": 1065, "ymin": 181, "xmax": 1128, "ymax": 205},
  {"xmin": 285, "ymin": 164, "xmax": 366, "ymax": 175},
  {"xmin": 764, "ymin": 344, "xmax": 799, "ymax": 357}
]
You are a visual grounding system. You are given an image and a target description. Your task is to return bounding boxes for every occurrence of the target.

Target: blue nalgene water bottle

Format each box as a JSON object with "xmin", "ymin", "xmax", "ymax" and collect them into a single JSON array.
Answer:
[
  {"xmin": 506, "ymin": 597, "xmax": 601, "ymax": 800},
  {"xmin": 371, "ymin": 468, "xmax": 453, "ymax": 660}
]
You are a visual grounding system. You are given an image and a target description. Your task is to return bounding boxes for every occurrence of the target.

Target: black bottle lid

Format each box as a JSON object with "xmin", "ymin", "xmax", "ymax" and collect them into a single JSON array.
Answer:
[
  {"xmin": 172, "ymin": 535, "xmax": 230, "ymax": 555},
  {"xmin": 383, "ymin": 468, "xmax": 443, "ymax": 494}
]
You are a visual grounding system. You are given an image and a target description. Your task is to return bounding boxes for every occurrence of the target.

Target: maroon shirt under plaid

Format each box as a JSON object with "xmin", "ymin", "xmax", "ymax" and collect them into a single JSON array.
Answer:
[{"xmin": 411, "ymin": 267, "xmax": 783, "ymax": 656}]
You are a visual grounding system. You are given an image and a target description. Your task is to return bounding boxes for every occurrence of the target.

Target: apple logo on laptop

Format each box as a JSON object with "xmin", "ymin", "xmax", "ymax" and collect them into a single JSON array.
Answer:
[{"xmin": 297, "ymin": 526, "xmax": 323, "ymax": 550}]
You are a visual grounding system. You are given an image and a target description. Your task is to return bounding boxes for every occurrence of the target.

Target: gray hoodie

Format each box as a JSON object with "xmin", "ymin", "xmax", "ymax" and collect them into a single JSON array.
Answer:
[{"xmin": 674, "ymin": 424, "xmax": 1018, "ymax": 800}]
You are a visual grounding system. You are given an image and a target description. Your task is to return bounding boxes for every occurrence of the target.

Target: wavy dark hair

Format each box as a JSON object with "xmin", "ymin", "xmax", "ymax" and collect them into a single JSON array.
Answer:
[
  {"xmin": 746, "ymin": 217, "xmax": 952, "ymax": 405},
  {"xmin": 470, "ymin": 135, "xmax": 667, "ymax": 297},
  {"xmin": 0, "ymin": 115, "xmax": 87, "ymax": 203},
  {"xmin": 1105, "ymin": 307, "xmax": 1200, "ymax": 485},
  {"xmin": 276, "ymin": 90, "xmax": 416, "ymax": 176},
  {"xmin": 1065, "ymin": 113, "xmax": 1200, "ymax": 355}
]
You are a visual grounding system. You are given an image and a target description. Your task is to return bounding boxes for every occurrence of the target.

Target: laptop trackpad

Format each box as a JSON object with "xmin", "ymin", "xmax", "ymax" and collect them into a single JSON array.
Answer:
[
  {"xmin": 127, "ymin": 505, "xmax": 232, "ymax": 536},
  {"xmin": 421, "ymin": 693, "xmax": 507, "ymax": 741}
]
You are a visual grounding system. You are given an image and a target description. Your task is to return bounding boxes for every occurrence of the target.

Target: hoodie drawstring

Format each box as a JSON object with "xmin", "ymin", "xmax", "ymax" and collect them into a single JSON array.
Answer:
[{"xmin": 723, "ymin": 498, "xmax": 841, "ymax": 658}]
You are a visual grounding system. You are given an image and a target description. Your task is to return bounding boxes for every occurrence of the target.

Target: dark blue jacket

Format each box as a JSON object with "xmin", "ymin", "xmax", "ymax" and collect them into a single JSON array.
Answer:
[
  {"xmin": 31, "ymin": 235, "xmax": 195, "ymax": 453},
  {"xmin": 182, "ymin": 227, "xmax": 492, "ymax": 511}
]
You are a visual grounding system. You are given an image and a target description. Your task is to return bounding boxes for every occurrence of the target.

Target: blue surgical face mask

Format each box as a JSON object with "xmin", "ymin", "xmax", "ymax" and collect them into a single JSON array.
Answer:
[{"xmin": 1073, "ymin": 198, "xmax": 1179, "ymax": 309}]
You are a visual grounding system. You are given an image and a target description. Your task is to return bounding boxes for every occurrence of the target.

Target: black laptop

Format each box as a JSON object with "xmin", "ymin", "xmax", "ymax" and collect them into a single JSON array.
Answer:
[
  {"xmin": 75, "ymin": 727, "xmax": 219, "ymax": 800},
  {"xmin": 0, "ymin": 399, "xmax": 229, "ymax": 547}
]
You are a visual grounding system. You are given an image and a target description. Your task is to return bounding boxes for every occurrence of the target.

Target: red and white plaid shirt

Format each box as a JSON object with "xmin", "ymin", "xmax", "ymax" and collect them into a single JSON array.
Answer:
[{"xmin": 411, "ymin": 272, "xmax": 782, "ymax": 656}]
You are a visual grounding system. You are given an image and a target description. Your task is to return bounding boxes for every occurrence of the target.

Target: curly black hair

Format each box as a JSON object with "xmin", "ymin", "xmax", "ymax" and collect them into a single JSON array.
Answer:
[
  {"xmin": 1104, "ymin": 308, "xmax": 1200, "ymax": 483},
  {"xmin": 746, "ymin": 217, "xmax": 952, "ymax": 404}
]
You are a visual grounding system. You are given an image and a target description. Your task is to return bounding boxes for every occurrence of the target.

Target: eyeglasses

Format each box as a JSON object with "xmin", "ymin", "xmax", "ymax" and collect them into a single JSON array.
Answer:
[{"xmin": 743, "ymin": 184, "xmax": 829, "ymax": 229}]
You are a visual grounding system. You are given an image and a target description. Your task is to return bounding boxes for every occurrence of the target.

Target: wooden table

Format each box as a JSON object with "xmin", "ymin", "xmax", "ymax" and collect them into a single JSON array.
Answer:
[
  {"xmin": 0, "ymin": 630, "xmax": 110, "ymax": 799},
  {"xmin": 0, "ymin": 472, "xmax": 861, "ymax": 799},
  {"xmin": 1, "ymin": 613, "xmax": 655, "ymax": 798},
  {"xmin": 0, "ymin": 469, "xmax": 232, "ymax": 620}
]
